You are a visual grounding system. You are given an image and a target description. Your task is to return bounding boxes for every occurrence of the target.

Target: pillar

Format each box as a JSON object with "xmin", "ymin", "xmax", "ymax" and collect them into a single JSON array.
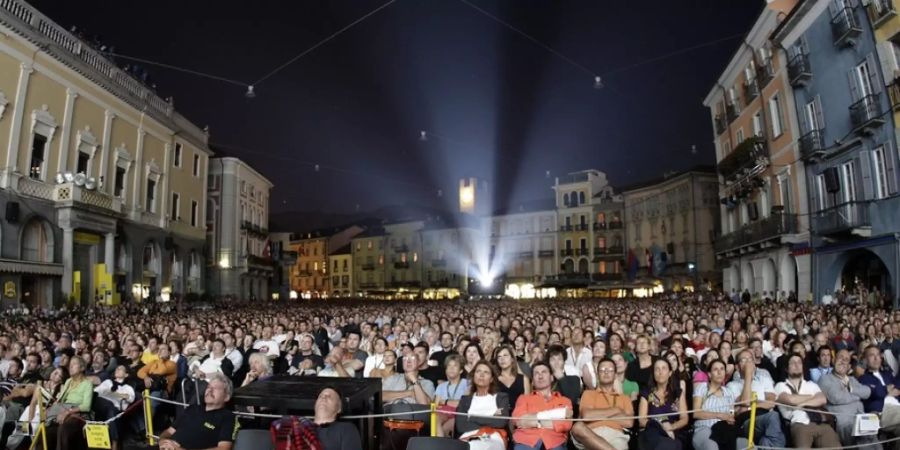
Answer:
[
  {"xmin": 61, "ymin": 227, "xmax": 74, "ymax": 301},
  {"xmin": 105, "ymin": 233, "xmax": 115, "ymax": 270}
]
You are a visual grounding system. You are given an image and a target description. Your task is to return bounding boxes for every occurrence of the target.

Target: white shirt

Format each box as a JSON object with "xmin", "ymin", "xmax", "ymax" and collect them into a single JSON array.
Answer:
[
  {"xmin": 225, "ymin": 347, "xmax": 243, "ymax": 371},
  {"xmin": 95, "ymin": 379, "xmax": 136, "ymax": 411},
  {"xmin": 774, "ymin": 378, "xmax": 821, "ymax": 424},
  {"xmin": 193, "ymin": 354, "xmax": 226, "ymax": 376},
  {"xmin": 253, "ymin": 339, "xmax": 280, "ymax": 357},
  {"xmin": 822, "ymin": 294, "xmax": 834, "ymax": 305},
  {"xmin": 565, "ymin": 346, "xmax": 596, "ymax": 388},
  {"xmin": 363, "ymin": 354, "xmax": 385, "ymax": 378}
]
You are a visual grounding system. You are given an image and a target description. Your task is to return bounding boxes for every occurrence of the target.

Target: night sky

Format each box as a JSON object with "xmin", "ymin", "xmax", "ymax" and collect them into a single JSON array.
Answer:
[{"xmin": 32, "ymin": 0, "xmax": 763, "ymax": 216}]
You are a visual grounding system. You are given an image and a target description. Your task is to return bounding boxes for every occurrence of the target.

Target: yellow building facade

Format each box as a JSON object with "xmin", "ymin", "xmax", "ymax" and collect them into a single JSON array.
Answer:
[{"xmin": 0, "ymin": 1, "xmax": 210, "ymax": 306}]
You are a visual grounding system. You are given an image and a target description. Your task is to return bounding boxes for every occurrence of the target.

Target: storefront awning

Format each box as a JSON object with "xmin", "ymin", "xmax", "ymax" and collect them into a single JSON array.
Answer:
[{"xmin": 0, "ymin": 259, "xmax": 64, "ymax": 276}]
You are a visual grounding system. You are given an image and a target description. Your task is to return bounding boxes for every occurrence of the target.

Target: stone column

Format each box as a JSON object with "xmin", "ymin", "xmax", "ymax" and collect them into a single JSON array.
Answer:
[
  {"xmin": 105, "ymin": 233, "xmax": 115, "ymax": 271},
  {"xmin": 61, "ymin": 227, "xmax": 74, "ymax": 301}
]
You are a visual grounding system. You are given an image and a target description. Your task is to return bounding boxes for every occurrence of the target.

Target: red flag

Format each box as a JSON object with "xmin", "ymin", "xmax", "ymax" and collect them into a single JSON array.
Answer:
[{"xmin": 263, "ymin": 240, "xmax": 271, "ymax": 258}]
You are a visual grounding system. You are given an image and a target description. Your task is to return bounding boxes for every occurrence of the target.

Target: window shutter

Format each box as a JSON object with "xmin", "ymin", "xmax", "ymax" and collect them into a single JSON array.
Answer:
[
  {"xmin": 859, "ymin": 152, "xmax": 874, "ymax": 200},
  {"xmin": 886, "ymin": 138, "xmax": 898, "ymax": 194},
  {"xmin": 848, "ymin": 68, "xmax": 861, "ymax": 102},
  {"xmin": 867, "ymin": 53, "xmax": 883, "ymax": 94},
  {"xmin": 877, "ymin": 42, "xmax": 897, "ymax": 86},
  {"xmin": 798, "ymin": 102, "xmax": 810, "ymax": 134},
  {"xmin": 814, "ymin": 95, "xmax": 826, "ymax": 131}
]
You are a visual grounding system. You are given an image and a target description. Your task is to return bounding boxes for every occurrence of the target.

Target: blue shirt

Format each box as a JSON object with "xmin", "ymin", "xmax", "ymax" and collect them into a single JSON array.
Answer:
[
  {"xmin": 858, "ymin": 369, "xmax": 897, "ymax": 413},
  {"xmin": 809, "ymin": 366, "xmax": 832, "ymax": 384}
]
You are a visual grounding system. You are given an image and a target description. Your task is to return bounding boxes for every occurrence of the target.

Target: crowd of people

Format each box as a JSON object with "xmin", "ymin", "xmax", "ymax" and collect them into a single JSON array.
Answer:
[{"xmin": 0, "ymin": 292, "xmax": 897, "ymax": 449}]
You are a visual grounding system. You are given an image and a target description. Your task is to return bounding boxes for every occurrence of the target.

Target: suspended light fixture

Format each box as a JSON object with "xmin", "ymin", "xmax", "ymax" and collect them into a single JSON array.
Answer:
[
  {"xmin": 593, "ymin": 76, "xmax": 603, "ymax": 89},
  {"xmin": 419, "ymin": 130, "xmax": 428, "ymax": 142},
  {"xmin": 85, "ymin": 177, "xmax": 97, "ymax": 190},
  {"xmin": 73, "ymin": 173, "xmax": 87, "ymax": 186},
  {"xmin": 245, "ymin": 85, "xmax": 256, "ymax": 99},
  {"xmin": 314, "ymin": 164, "xmax": 320, "ymax": 172},
  {"xmin": 55, "ymin": 173, "xmax": 66, "ymax": 184},
  {"xmin": 64, "ymin": 172, "xmax": 75, "ymax": 183}
]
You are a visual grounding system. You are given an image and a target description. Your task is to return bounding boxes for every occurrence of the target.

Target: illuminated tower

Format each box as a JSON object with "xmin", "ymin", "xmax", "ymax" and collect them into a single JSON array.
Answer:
[{"xmin": 458, "ymin": 177, "xmax": 488, "ymax": 216}]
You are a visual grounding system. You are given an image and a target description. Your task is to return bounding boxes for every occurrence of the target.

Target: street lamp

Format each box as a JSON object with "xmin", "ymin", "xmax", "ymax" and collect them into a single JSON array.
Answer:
[{"xmin": 218, "ymin": 256, "xmax": 230, "ymax": 297}]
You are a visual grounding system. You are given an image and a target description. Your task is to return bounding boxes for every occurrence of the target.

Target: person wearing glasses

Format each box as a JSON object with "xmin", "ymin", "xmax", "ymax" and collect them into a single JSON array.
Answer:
[{"xmin": 570, "ymin": 358, "xmax": 634, "ymax": 450}]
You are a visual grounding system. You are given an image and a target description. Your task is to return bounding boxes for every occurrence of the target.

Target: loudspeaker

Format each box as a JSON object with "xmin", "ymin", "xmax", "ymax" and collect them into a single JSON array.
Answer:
[
  {"xmin": 5, "ymin": 202, "xmax": 19, "ymax": 223},
  {"xmin": 748, "ymin": 202, "xmax": 759, "ymax": 221},
  {"xmin": 164, "ymin": 237, "xmax": 174, "ymax": 250},
  {"xmin": 824, "ymin": 167, "xmax": 840, "ymax": 193}
]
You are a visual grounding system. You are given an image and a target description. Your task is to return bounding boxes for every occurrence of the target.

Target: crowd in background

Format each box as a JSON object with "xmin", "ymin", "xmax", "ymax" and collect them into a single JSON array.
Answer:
[{"xmin": 0, "ymin": 292, "xmax": 897, "ymax": 449}]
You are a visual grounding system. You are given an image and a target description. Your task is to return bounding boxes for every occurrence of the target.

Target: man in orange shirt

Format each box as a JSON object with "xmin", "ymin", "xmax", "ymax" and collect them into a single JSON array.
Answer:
[
  {"xmin": 138, "ymin": 343, "xmax": 177, "ymax": 398},
  {"xmin": 571, "ymin": 358, "xmax": 634, "ymax": 450},
  {"xmin": 512, "ymin": 360, "xmax": 573, "ymax": 450}
]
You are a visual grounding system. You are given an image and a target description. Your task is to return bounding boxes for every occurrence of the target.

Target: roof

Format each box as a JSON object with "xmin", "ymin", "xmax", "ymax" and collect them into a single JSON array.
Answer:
[
  {"xmin": 619, "ymin": 165, "xmax": 717, "ymax": 193},
  {"xmin": 329, "ymin": 244, "xmax": 352, "ymax": 256},
  {"xmin": 492, "ymin": 198, "xmax": 556, "ymax": 216}
]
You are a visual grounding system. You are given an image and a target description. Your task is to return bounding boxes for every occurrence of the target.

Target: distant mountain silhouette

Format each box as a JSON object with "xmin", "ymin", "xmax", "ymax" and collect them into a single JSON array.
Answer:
[{"xmin": 269, "ymin": 203, "xmax": 454, "ymax": 233}]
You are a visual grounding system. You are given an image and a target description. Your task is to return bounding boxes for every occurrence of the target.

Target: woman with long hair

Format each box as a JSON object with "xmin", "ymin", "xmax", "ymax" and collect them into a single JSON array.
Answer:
[
  {"xmin": 691, "ymin": 359, "xmax": 740, "ymax": 450},
  {"xmin": 462, "ymin": 343, "xmax": 485, "ymax": 377},
  {"xmin": 363, "ymin": 337, "xmax": 388, "ymax": 378},
  {"xmin": 455, "ymin": 360, "xmax": 510, "ymax": 450},
  {"xmin": 637, "ymin": 359, "xmax": 689, "ymax": 450},
  {"xmin": 717, "ymin": 341, "xmax": 736, "ymax": 381},
  {"xmin": 626, "ymin": 335, "xmax": 656, "ymax": 390},
  {"xmin": 494, "ymin": 345, "xmax": 531, "ymax": 411}
]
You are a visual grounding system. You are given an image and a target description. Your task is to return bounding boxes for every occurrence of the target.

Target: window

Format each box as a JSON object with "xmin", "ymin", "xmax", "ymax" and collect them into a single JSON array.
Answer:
[
  {"xmin": 143, "ymin": 179, "xmax": 157, "ymax": 212},
  {"xmin": 565, "ymin": 217, "xmax": 571, "ymax": 227},
  {"xmin": 842, "ymin": 161, "xmax": 857, "ymax": 203},
  {"xmin": 804, "ymin": 97, "xmax": 824, "ymax": 133},
  {"xmin": 29, "ymin": 134, "xmax": 47, "ymax": 180},
  {"xmin": 333, "ymin": 260, "xmax": 338, "ymax": 270},
  {"xmin": 191, "ymin": 201, "xmax": 199, "ymax": 226},
  {"xmin": 413, "ymin": 252, "xmax": 418, "ymax": 262},
  {"xmin": 752, "ymin": 112, "xmax": 763, "ymax": 137},
  {"xmin": 174, "ymin": 143, "xmax": 182, "ymax": 168},
  {"xmin": 854, "ymin": 60, "xmax": 875, "ymax": 98},
  {"xmin": 579, "ymin": 192, "xmax": 585, "ymax": 204},
  {"xmin": 736, "ymin": 128, "xmax": 744, "ymax": 143},
  {"xmin": 563, "ymin": 193, "xmax": 569, "ymax": 206},
  {"xmin": 114, "ymin": 167, "xmax": 126, "ymax": 197},
  {"xmin": 768, "ymin": 95, "xmax": 784, "ymax": 137},
  {"xmin": 565, "ymin": 240, "xmax": 572, "ymax": 250},
  {"xmin": 343, "ymin": 259, "xmax": 348, "ymax": 270},
  {"xmin": 728, "ymin": 87, "xmax": 739, "ymax": 108},
  {"xmin": 193, "ymin": 154, "xmax": 200, "ymax": 177},
  {"xmin": 76, "ymin": 151, "xmax": 91, "ymax": 174},
  {"xmin": 580, "ymin": 215, "xmax": 586, "ymax": 226},
  {"xmin": 171, "ymin": 193, "xmax": 180, "ymax": 220},
  {"xmin": 367, "ymin": 241, "xmax": 373, "ymax": 249},
  {"xmin": 579, "ymin": 238, "xmax": 587, "ymax": 250},
  {"xmin": 874, "ymin": 147, "xmax": 889, "ymax": 199}
]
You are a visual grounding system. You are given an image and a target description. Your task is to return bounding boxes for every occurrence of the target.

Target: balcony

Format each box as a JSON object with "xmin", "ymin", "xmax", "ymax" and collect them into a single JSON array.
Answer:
[
  {"xmin": 756, "ymin": 59, "xmax": 775, "ymax": 87},
  {"xmin": 850, "ymin": 95, "xmax": 885, "ymax": 135},
  {"xmin": 359, "ymin": 282, "xmax": 379, "ymax": 289},
  {"xmin": 241, "ymin": 220, "xmax": 251, "ymax": 230},
  {"xmin": 593, "ymin": 222, "xmax": 607, "ymax": 231},
  {"xmin": 538, "ymin": 250, "xmax": 555, "ymax": 258},
  {"xmin": 388, "ymin": 281, "xmax": 421, "ymax": 288},
  {"xmin": 743, "ymin": 80, "xmax": 759, "ymax": 102},
  {"xmin": 560, "ymin": 249, "xmax": 574, "ymax": 257},
  {"xmin": 574, "ymin": 224, "xmax": 588, "ymax": 231},
  {"xmin": 247, "ymin": 255, "xmax": 273, "ymax": 268},
  {"xmin": 717, "ymin": 137, "xmax": 769, "ymax": 180},
  {"xmin": 559, "ymin": 225, "xmax": 573, "ymax": 232},
  {"xmin": 799, "ymin": 129, "xmax": 827, "ymax": 161},
  {"xmin": 714, "ymin": 213, "xmax": 799, "ymax": 254},
  {"xmin": 517, "ymin": 251, "xmax": 533, "ymax": 259},
  {"xmin": 725, "ymin": 102, "xmax": 740, "ymax": 123},
  {"xmin": 575, "ymin": 248, "xmax": 589, "ymax": 256},
  {"xmin": 394, "ymin": 261, "xmax": 410, "ymax": 269},
  {"xmin": 889, "ymin": 78, "xmax": 900, "ymax": 111},
  {"xmin": 51, "ymin": 181, "xmax": 123, "ymax": 215},
  {"xmin": 592, "ymin": 273, "xmax": 622, "ymax": 282},
  {"xmin": 831, "ymin": 6, "xmax": 863, "ymax": 48},
  {"xmin": 788, "ymin": 53, "xmax": 812, "ymax": 87},
  {"xmin": 430, "ymin": 279, "xmax": 450, "ymax": 288},
  {"xmin": 866, "ymin": 0, "xmax": 897, "ymax": 29},
  {"xmin": 608, "ymin": 221, "xmax": 623, "ymax": 230},
  {"xmin": 594, "ymin": 247, "xmax": 606, "ymax": 255},
  {"xmin": 361, "ymin": 263, "xmax": 375, "ymax": 271},
  {"xmin": 714, "ymin": 115, "xmax": 727, "ymax": 136},
  {"xmin": 812, "ymin": 201, "xmax": 871, "ymax": 235},
  {"xmin": 606, "ymin": 245, "xmax": 624, "ymax": 255},
  {"xmin": 431, "ymin": 259, "xmax": 447, "ymax": 267},
  {"xmin": 392, "ymin": 244, "xmax": 409, "ymax": 252},
  {"xmin": 545, "ymin": 273, "xmax": 591, "ymax": 286}
]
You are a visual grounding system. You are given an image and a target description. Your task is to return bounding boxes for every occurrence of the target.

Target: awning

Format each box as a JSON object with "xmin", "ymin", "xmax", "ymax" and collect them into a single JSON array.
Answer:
[{"xmin": 0, "ymin": 259, "xmax": 64, "ymax": 276}]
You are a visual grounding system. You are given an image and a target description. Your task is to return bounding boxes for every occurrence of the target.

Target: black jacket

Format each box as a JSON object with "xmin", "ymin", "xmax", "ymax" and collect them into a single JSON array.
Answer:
[{"xmin": 455, "ymin": 391, "xmax": 510, "ymax": 435}]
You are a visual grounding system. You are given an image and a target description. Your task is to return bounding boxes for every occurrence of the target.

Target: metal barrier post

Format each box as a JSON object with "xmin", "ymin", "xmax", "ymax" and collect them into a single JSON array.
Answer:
[
  {"xmin": 430, "ymin": 402, "xmax": 437, "ymax": 437},
  {"xmin": 144, "ymin": 389, "xmax": 155, "ymax": 446},
  {"xmin": 746, "ymin": 392, "xmax": 758, "ymax": 450},
  {"xmin": 28, "ymin": 401, "xmax": 48, "ymax": 450}
]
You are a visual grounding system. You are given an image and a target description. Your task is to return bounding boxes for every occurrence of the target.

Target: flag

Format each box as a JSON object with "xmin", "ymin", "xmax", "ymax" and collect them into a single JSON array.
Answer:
[
  {"xmin": 627, "ymin": 250, "xmax": 638, "ymax": 281},
  {"xmin": 645, "ymin": 248, "xmax": 653, "ymax": 275},
  {"xmin": 263, "ymin": 240, "xmax": 271, "ymax": 259}
]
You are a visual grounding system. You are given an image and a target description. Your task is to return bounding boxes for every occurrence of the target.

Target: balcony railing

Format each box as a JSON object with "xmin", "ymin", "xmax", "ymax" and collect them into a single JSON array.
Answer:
[
  {"xmin": 788, "ymin": 53, "xmax": 812, "ymax": 87},
  {"xmin": 726, "ymin": 102, "xmax": 740, "ymax": 123},
  {"xmin": 594, "ymin": 247, "xmax": 605, "ymax": 255},
  {"xmin": 608, "ymin": 221, "xmax": 623, "ymax": 230},
  {"xmin": 574, "ymin": 224, "xmax": 588, "ymax": 231},
  {"xmin": 538, "ymin": 250, "xmax": 555, "ymax": 257},
  {"xmin": 575, "ymin": 248, "xmax": 588, "ymax": 256},
  {"xmin": 392, "ymin": 244, "xmax": 409, "ymax": 252},
  {"xmin": 799, "ymin": 129, "xmax": 827, "ymax": 160},
  {"xmin": 606, "ymin": 245, "xmax": 624, "ymax": 255},
  {"xmin": 866, "ymin": 0, "xmax": 897, "ymax": 28},
  {"xmin": 850, "ymin": 94, "xmax": 885, "ymax": 134},
  {"xmin": 559, "ymin": 225, "xmax": 573, "ymax": 232},
  {"xmin": 430, "ymin": 279, "xmax": 450, "ymax": 288},
  {"xmin": 831, "ymin": 6, "xmax": 863, "ymax": 47},
  {"xmin": 517, "ymin": 251, "xmax": 533, "ymax": 259},
  {"xmin": 394, "ymin": 261, "xmax": 410, "ymax": 269},
  {"xmin": 743, "ymin": 80, "xmax": 759, "ymax": 102},
  {"xmin": 717, "ymin": 137, "xmax": 769, "ymax": 179},
  {"xmin": 431, "ymin": 259, "xmax": 447, "ymax": 267},
  {"xmin": 714, "ymin": 115, "xmax": 727, "ymax": 135},
  {"xmin": 593, "ymin": 222, "xmax": 607, "ymax": 231},
  {"xmin": 560, "ymin": 249, "xmax": 574, "ymax": 257},
  {"xmin": 889, "ymin": 78, "xmax": 900, "ymax": 111},
  {"xmin": 812, "ymin": 201, "xmax": 871, "ymax": 235},
  {"xmin": 714, "ymin": 213, "xmax": 799, "ymax": 253},
  {"xmin": 361, "ymin": 263, "xmax": 375, "ymax": 271},
  {"xmin": 756, "ymin": 59, "xmax": 775, "ymax": 87},
  {"xmin": 592, "ymin": 273, "xmax": 622, "ymax": 282}
]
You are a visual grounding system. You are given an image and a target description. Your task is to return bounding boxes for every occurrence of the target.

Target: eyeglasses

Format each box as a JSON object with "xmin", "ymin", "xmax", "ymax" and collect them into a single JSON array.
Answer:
[{"xmin": 598, "ymin": 368, "xmax": 616, "ymax": 373}]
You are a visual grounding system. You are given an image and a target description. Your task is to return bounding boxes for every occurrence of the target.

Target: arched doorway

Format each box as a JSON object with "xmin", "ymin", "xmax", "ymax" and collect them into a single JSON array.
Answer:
[
  {"xmin": 728, "ymin": 265, "xmax": 739, "ymax": 293},
  {"xmin": 20, "ymin": 218, "xmax": 54, "ymax": 307},
  {"xmin": 762, "ymin": 259, "xmax": 777, "ymax": 295},
  {"xmin": 837, "ymin": 250, "xmax": 892, "ymax": 300},
  {"xmin": 780, "ymin": 254, "xmax": 798, "ymax": 295},
  {"xmin": 188, "ymin": 251, "xmax": 201, "ymax": 293},
  {"xmin": 141, "ymin": 241, "xmax": 161, "ymax": 301},
  {"xmin": 742, "ymin": 262, "xmax": 755, "ymax": 293},
  {"xmin": 578, "ymin": 258, "xmax": 589, "ymax": 274},
  {"xmin": 562, "ymin": 259, "xmax": 575, "ymax": 274},
  {"xmin": 115, "ymin": 239, "xmax": 131, "ymax": 303}
]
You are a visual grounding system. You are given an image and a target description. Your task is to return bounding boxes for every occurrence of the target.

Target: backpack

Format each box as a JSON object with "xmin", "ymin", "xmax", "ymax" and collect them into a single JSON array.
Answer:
[{"xmin": 270, "ymin": 416, "xmax": 322, "ymax": 450}]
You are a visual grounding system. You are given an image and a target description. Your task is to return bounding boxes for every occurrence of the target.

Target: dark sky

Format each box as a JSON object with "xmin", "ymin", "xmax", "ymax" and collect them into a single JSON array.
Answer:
[{"xmin": 32, "ymin": 0, "xmax": 763, "ymax": 215}]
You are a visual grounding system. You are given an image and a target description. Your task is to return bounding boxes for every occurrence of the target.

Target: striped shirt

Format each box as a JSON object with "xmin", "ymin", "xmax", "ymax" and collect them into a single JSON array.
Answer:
[{"xmin": 693, "ymin": 382, "xmax": 737, "ymax": 430}]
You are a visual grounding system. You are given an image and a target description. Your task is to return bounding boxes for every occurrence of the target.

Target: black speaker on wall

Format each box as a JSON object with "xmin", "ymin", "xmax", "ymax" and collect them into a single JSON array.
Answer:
[
  {"xmin": 824, "ymin": 167, "xmax": 841, "ymax": 193},
  {"xmin": 5, "ymin": 202, "xmax": 19, "ymax": 223},
  {"xmin": 748, "ymin": 202, "xmax": 759, "ymax": 221}
]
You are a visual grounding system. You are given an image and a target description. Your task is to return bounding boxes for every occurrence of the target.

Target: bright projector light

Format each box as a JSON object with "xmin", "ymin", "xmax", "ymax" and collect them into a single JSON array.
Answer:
[{"xmin": 480, "ymin": 276, "xmax": 494, "ymax": 287}]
